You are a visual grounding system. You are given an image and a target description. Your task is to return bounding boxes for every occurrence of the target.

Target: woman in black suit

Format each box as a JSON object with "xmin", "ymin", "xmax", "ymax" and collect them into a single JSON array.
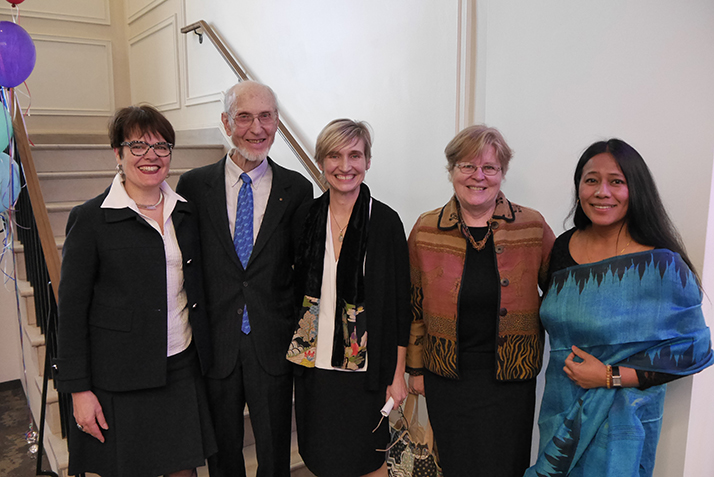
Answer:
[{"xmin": 54, "ymin": 105, "xmax": 216, "ymax": 477}]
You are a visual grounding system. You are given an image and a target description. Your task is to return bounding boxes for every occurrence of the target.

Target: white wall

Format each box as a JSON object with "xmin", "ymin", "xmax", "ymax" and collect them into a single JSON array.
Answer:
[
  {"xmin": 174, "ymin": 0, "xmax": 464, "ymax": 230},
  {"xmin": 477, "ymin": 0, "xmax": 714, "ymax": 266},
  {"xmin": 685, "ymin": 152, "xmax": 714, "ymax": 475}
]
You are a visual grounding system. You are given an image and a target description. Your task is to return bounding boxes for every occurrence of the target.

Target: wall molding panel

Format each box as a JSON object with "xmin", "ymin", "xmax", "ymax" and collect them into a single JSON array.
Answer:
[
  {"xmin": 26, "ymin": 35, "xmax": 115, "ymax": 116},
  {"xmin": 129, "ymin": 15, "xmax": 181, "ymax": 111},
  {"xmin": 0, "ymin": 0, "xmax": 110, "ymax": 25},
  {"xmin": 181, "ymin": 0, "xmax": 229, "ymax": 108},
  {"xmin": 127, "ymin": 0, "xmax": 168, "ymax": 24},
  {"xmin": 456, "ymin": 0, "xmax": 477, "ymax": 131}
]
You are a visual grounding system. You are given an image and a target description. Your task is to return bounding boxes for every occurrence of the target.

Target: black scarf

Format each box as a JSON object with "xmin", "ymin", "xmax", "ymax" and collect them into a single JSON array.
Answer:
[{"xmin": 288, "ymin": 183, "xmax": 371, "ymax": 369}]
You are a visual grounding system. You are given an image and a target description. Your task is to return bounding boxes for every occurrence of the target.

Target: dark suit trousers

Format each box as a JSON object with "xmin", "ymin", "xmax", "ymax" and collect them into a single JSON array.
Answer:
[{"xmin": 206, "ymin": 332, "xmax": 293, "ymax": 477}]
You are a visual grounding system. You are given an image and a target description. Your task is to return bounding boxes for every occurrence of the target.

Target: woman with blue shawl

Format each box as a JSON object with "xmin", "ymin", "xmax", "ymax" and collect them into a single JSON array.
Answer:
[{"xmin": 526, "ymin": 139, "xmax": 713, "ymax": 477}]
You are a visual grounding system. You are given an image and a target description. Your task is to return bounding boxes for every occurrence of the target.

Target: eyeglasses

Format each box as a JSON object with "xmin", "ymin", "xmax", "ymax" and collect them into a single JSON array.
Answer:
[
  {"xmin": 121, "ymin": 141, "xmax": 173, "ymax": 157},
  {"xmin": 454, "ymin": 163, "xmax": 502, "ymax": 176},
  {"xmin": 232, "ymin": 111, "xmax": 277, "ymax": 127}
]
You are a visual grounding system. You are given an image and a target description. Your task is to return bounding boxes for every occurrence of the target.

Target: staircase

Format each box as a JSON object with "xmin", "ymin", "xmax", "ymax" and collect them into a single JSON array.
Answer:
[{"xmin": 14, "ymin": 138, "xmax": 314, "ymax": 477}]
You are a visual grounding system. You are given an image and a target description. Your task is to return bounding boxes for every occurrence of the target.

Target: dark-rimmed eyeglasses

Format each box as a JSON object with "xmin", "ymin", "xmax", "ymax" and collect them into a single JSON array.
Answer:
[
  {"xmin": 120, "ymin": 141, "xmax": 174, "ymax": 157},
  {"xmin": 232, "ymin": 111, "xmax": 277, "ymax": 128},
  {"xmin": 454, "ymin": 163, "xmax": 502, "ymax": 176}
]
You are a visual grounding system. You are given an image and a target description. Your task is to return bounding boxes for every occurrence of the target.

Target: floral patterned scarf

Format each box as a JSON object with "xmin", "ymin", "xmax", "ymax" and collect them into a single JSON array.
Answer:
[{"xmin": 287, "ymin": 184, "xmax": 371, "ymax": 370}]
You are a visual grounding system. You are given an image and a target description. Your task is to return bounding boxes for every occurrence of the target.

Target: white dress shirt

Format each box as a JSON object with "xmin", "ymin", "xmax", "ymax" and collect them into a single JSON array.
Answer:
[
  {"xmin": 101, "ymin": 174, "xmax": 193, "ymax": 357},
  {"xmin": 225, "ymin": 152, "xmax": 273, "ymax": 242}
]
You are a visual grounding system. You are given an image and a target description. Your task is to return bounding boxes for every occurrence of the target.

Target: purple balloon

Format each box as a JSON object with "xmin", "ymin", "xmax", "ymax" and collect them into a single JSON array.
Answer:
[{"xmin": 0, "ymin": 21, "xmax": 36, "ymax": 88}]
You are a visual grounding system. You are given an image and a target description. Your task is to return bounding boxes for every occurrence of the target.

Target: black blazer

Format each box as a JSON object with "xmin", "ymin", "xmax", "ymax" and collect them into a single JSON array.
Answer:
[
  {"xmin": 291, "ymin": 197, "xmax": 412, "ymax": 391},
  {"xmin": 54, "ymin": 189, "xmax": 211, "ymax": 394},
  {"xmin": 176, "ymin": 156, "xmax": 313, "ymax": 378}
]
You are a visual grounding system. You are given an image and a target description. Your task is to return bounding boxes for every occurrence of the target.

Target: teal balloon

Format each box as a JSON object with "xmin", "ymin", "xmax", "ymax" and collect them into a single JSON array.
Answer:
[
  {"xmin": 0, "ymin": 151, "xmax": 20, "ymax": 213},
  {"xmin": 0, "ymin": 106, "xmax": 12, "ymax": 151}
]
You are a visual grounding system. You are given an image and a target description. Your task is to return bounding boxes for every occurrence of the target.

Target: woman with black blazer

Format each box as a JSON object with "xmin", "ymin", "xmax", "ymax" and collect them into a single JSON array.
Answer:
[
  {"xmin": 286, "ymin": 119, "xmax": 411, "ymax": 476},
  {"xmin": 54, "ymin": 105, "xmax": 216, "ymax": 477}
]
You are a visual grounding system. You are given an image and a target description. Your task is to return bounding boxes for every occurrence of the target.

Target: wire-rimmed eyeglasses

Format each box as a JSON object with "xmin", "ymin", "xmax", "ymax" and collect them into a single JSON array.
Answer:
[
  {"xmin": 232, "ymin": 111, "xmax": 277, "ymax": 128},
  {"xmin": 454, "ymin": 163, "xmax": 502, "ymax": 176},
  {"xmin": 120, "ymin": 141, "xmax": 174, "ymax": 157}
]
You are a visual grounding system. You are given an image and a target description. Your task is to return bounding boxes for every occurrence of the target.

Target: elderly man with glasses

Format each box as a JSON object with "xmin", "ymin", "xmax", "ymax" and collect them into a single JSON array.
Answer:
[{"xmin": 177, "ymin": 80, "xmax": 313, "ymax": 477}]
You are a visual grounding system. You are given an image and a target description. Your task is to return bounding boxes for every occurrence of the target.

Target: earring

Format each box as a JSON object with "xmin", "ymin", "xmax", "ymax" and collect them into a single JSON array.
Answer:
[{"xmin": 116, "ymin": 163, "xmax": 125, "ymax": 179}]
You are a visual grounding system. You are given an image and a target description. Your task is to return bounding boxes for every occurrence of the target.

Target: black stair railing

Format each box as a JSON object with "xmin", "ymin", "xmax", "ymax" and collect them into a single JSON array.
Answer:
[{"xmin": 10, "ymin": 92, "xmax": 63, "ymax": 477}]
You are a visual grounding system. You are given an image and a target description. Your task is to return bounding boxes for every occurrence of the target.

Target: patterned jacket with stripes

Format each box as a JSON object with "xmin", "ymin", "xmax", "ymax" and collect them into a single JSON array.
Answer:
[{"xmin": 406, "ymin": 193, "xmax": 555, "ymax": 380}]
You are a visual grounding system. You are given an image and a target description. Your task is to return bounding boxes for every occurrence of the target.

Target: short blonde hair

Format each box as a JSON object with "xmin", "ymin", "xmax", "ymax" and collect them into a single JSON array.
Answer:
[
  {"xmin": 315, "ymin": 119, "xmax": 372, "ymax": 166},
  {"xmin": 445, "ymin": 125, "xmax": 512, "ymax": 175}
]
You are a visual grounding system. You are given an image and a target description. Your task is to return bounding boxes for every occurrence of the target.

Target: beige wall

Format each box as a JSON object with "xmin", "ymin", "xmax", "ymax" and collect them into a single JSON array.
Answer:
[{"xmin": 0, "ymin": 0, "xmax": 131, "ymax": 136}]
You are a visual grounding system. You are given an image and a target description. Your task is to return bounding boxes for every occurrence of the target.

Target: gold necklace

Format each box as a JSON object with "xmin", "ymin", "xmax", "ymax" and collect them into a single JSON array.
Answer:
[
  {"xmin": 330, "ymin": 210, "xmax": 348, "ymax": 242},
  {"xmin": 618, "ymin": 239, "xmax": 632, "ymax": 255},
  {"xmin": 584, "ymin": 231, "xmax": 632, "ymax": 262}
]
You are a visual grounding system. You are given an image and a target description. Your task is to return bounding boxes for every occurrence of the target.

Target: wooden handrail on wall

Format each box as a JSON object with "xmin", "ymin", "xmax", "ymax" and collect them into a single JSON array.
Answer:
[{"xmin": 181, "ymin": 20, "xmax": 327, "ymax": 192}]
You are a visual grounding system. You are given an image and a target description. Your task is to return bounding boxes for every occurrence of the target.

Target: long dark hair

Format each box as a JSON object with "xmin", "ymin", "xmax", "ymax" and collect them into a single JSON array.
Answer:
[{"xmin": 569, "ymin": 138, "xmax": 697, "ymax": 277}]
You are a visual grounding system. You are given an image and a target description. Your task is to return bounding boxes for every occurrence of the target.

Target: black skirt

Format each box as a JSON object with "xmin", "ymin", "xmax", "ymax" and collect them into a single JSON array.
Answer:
[
  {"xmin": 67, "ymin": 344, "xmax": 217, "ymax": 477},
  {"xmin": 294, "ymin": 367, "xmax": 389, "ymax": 477},
  {"xmin": 424, "ymin": 365, "xmax": 536, "ymax": 477}
]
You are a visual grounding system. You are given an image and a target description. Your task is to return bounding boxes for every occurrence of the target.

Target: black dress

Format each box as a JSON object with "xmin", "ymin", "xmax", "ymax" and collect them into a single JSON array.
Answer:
[{"xmin": 423, "ymin": 227, "xmax": 536, "ymax": 477}]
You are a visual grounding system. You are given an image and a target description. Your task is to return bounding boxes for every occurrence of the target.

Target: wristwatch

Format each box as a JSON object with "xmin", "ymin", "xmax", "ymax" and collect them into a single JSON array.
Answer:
[{"xmin": 611, "ymin": 365, "xmax": 622, "ymax": 387}]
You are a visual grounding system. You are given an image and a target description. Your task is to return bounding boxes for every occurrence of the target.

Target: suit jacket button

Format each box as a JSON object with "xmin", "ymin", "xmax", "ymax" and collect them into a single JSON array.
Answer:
[
  {"xmin": 186, "ymin": 258, "xmax": 193, "ymax": 265},
  {"xmin": 500, "ymin": 278, "xmax": 509, "ymax": 286},
  {"xmin": 243, "ymin": 281, "xmax": 249, "ymax": 287},
  {"xmin": 237, "ymin": 308, "xmax": 243, "ymax": 315},
  {"xmin": 191, "ymin": 303, "xmax": 198, "ymax": 309},
  {"xmin": 499, "ymin": 307, "xmax": 507, "ymax": 316},
  {"xmin": 495, "ymin": 245, "xmax": 504, "ymax": 254}
]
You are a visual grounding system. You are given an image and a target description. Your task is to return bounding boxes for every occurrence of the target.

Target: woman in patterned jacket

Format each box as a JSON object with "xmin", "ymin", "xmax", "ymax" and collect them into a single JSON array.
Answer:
[{"xmin": 406, "ymin": 125, "xmax": 554, "ymax": 476}]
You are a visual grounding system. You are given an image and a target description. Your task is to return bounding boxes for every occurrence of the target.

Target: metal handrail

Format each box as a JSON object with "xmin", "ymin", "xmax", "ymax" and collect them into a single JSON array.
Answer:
[{"xmin": 181, "ymin": 20, "xmax": 327, "ymax": 192}]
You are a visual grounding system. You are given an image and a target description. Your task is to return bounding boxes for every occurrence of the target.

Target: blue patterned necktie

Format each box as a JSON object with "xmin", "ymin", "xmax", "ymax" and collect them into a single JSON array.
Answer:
[{"xmin": 234, "ymin": 172, "xmax": 253, "ymax": 334}]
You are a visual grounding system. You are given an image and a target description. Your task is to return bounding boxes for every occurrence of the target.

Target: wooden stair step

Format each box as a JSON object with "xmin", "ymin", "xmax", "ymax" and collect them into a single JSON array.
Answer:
[
  {"xmin": 37, "ymin": 168, "xmax": 192, "ymax": 202},
  {"xmin": 30, "ymin": 144, "xmax": 224, "ymax": 172},
  {"xmin": 13, "ymin": 238, "xmax": 64, "ymax": 281}
]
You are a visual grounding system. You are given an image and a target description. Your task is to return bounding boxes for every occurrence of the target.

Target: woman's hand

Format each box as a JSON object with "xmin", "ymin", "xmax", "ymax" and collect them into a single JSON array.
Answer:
[
  {"xmin": 386, "ymin": 346, "xmax": 409, "ymax": 408},
  {"xmin": 386, "ymin": 374, "xmax": 408, "ymax": 408},
  {"xmin": 408, "ymin": 375, "xmax": 425, "ymax": 396},
  {"xmin": 563, "ymin": 345, "xmax": 607, "ymax": 389},
  {"xmin": 72, "ymin": 390, "xmax": 109, "ymax": 443}
]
